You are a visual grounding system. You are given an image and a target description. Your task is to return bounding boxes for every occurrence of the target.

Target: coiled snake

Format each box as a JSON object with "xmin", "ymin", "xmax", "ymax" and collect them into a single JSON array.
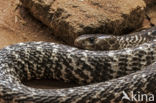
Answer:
[{"xmin": 0, "ymin": 26, "xmax": 156, "ymax": 103}]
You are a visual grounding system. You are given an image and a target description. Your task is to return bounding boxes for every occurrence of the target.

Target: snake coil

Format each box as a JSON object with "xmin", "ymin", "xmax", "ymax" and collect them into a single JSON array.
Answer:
[{"xmin": 0, "ymin": 27, "xmax": 156, "ymax": 103}]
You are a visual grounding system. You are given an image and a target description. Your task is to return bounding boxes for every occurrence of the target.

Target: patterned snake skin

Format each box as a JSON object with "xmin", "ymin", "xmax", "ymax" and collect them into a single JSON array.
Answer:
[{"xmin": 0, "ymin": 26, "xmax": 156, "ymax": 103}]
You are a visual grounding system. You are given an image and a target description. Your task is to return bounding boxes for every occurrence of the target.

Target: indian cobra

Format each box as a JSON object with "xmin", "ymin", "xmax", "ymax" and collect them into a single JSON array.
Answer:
[{"xmin": 0, "ymin": 26, "xmax": 156, "ymax": 103}]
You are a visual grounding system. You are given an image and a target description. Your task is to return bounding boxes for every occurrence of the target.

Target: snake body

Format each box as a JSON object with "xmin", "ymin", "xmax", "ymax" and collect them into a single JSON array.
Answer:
[{"xmin": 0, "ymin": 27, "xmax": 156, "ymax": 103}]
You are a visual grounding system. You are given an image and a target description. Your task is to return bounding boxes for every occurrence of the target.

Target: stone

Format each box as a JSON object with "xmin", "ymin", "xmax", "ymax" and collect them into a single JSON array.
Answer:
[
  {"xmin": 20, "ymin": 0, "xmax": 146, "ymax": 44},
  {"xmin": 144, "ymin": 0, "xmax": 156, "ymax": 6}
]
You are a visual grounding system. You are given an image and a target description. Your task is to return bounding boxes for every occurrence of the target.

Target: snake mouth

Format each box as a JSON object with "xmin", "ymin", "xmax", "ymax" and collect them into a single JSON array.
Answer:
[
  {"xmin": 74, "ymin": 34, "xmax": 100, "ymax": 50},
  {"xmin": 74, "ymin": 41, "xmax": 95, "ymax": 50},
  {"xmin": 74, "ymin": 37, "xmax": 95, "ymax": 50}
]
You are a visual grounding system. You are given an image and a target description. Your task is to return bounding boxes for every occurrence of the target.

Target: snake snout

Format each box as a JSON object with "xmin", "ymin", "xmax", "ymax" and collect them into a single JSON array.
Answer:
[{"xmin": 74, "ymin": 35, "xmax": 97, "ymax": 50}]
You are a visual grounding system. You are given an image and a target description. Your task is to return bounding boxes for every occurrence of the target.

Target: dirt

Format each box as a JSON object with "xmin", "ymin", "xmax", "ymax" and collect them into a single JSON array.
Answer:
[{"xmin": 0, "ymin": 0, "xmax": 155, "ymax": 89}]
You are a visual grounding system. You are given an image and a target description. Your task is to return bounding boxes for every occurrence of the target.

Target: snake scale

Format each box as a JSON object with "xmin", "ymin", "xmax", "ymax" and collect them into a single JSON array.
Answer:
[{"xmin": 0, "ymin": 26, "xmax": 156, "ymax": 103}]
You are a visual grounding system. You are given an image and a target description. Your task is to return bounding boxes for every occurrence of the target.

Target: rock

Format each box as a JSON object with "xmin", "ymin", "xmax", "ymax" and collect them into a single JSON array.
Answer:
[
  {"xmin": 20, "ymin": 0, "xmax": 145, "ymax": 44},
  {"xmin": 144, "ymin": 0, "xmax": 156, "ymax": 6},
  {"xmin": 146, "ymin": 5, "xmax": 156, "ymax": 26}
]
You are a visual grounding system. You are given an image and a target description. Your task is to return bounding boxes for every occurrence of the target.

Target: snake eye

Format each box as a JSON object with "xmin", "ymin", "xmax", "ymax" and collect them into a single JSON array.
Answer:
[{"xmin": 89, "ymin": 37, "xmax": 95, "ymax": 43}]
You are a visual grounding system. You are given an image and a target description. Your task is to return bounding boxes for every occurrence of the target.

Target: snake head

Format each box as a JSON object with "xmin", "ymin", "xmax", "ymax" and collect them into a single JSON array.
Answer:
[
  {"xmin": 74, "ymin": 34, "xmax": 98, "ymax": 50},
  {"xmin": 74, "ymin": 34, "xmax": 112, "ymax": 50}
]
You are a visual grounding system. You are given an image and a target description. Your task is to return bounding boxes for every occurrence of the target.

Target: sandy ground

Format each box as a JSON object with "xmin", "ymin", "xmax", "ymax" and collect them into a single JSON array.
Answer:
[{"xmin": 0, "ymin": 0, "xmax": 155, "ymax": 89}]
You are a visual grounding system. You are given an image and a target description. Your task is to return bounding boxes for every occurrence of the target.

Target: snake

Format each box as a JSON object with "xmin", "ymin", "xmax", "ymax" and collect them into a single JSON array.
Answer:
[{"xmin": 0, "ymin": 26, "xmax": 156, "ymax": 103}]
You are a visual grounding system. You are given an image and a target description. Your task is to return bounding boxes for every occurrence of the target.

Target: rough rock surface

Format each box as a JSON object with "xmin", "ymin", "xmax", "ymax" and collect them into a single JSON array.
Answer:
[
  {"xmin": 146, "ymin": 4, "xmax": 156, "ymax": 26},
  {"xmin": 20, "ymin": 0, "xmax": 146, "ymax": 44},
  {"xmin": 144, "ymin": 0, "xmax": 156, "ymax": 6}
]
